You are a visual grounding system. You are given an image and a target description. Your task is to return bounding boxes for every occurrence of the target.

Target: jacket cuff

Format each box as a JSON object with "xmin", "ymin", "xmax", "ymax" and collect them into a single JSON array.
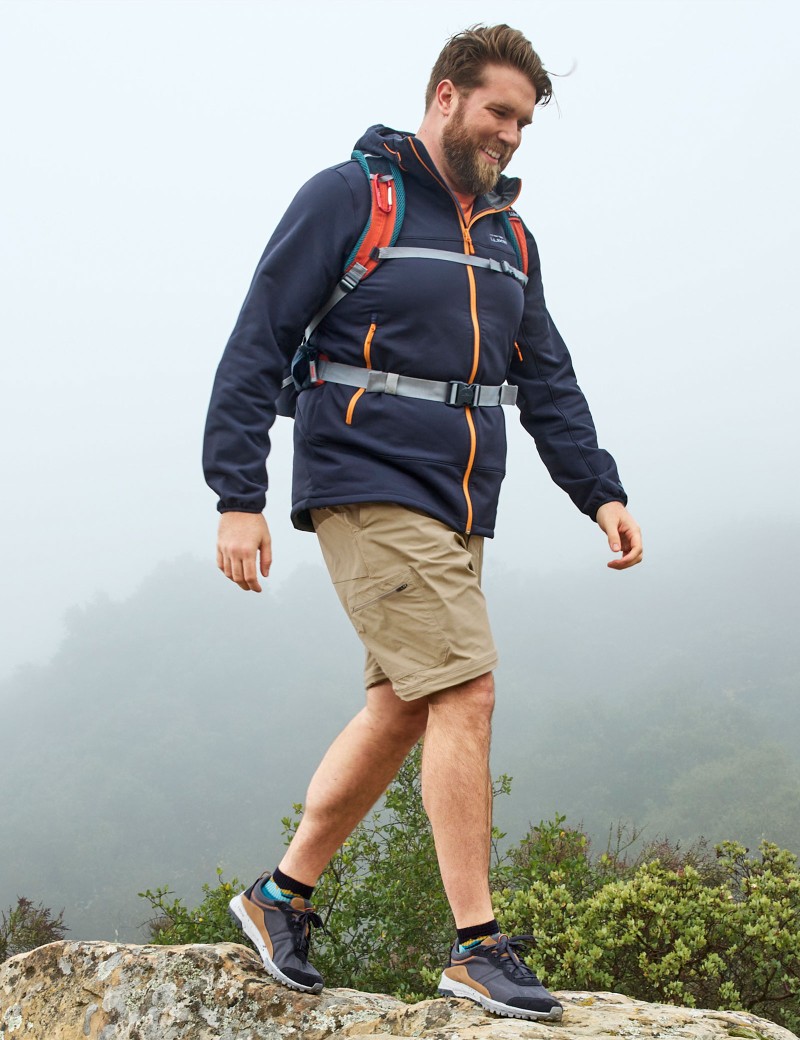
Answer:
[
  {"xmin": 217, "ymin": 499, "xmax": 266, "ymax": 515},
  {"xmin": 589, "ymin": 491, "xmax": 628, "ymax": 522}
]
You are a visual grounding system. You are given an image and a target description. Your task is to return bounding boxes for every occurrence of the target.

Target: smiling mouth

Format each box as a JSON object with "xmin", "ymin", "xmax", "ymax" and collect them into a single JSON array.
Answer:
[{"xmin": 480, "ymin": 146, "xmax": 504, "ymax": 165}]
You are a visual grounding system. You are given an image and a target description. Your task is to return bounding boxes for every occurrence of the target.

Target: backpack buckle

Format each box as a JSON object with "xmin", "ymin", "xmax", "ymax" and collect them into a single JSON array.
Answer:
[
  {"xmin": 500, "ymin": 259, "xmax": 528, "ymax": 286},
  {"xmin": 340, "ymin": 262, "xmax": 368, "ymax": 292},
  {"xmin": 291, "ymin": 342, "xmax": 325, "ymax": 391},
  {"xmin": 447, "ymin": 381, "xmax": 478, "ymax": 407}
]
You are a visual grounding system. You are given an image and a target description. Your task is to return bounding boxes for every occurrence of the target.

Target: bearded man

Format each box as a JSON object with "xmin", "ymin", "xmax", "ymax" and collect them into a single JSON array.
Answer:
[{"xmin": 203, "ymin": 23, "xmax": 642, "ymax": 1023}]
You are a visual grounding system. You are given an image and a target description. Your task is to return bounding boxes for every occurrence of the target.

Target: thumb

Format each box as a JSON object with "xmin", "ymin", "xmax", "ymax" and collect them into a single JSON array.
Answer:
[{"xmin": 607, "ymin": 523, "xmax": 621, "ymax": 554}]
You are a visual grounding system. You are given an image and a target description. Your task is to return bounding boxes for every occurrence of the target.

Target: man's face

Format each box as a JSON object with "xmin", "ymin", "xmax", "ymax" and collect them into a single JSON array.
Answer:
[{"xmin": 440, "ymin": 64, "xmax": 537, "ymax": 196}]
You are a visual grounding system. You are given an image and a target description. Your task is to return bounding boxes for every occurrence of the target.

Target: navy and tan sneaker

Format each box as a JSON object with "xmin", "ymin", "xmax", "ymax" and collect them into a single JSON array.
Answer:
[
  {"xmin": 437, "ymin": 933, "xmax": 563, "ymax": 1022},
  {"xmin": 228, "ymin": 873, "xmax": 324, "ymax": 993}
]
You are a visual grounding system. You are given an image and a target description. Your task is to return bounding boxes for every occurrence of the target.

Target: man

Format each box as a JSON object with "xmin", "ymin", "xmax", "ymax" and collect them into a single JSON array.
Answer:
[{"xmin": 203, "ymin": 24, "xmax": 642, "ymax": 1023}]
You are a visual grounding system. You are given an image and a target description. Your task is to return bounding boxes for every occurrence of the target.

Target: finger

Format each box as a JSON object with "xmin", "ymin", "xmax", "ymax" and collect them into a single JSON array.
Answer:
[
  {"xmin": 216, "ymin": 547, "xmax": 224, "ymax": 573},
  {"xmin": 260, "ymin": 528, "xmax": 273, "ymax": 578},
  {"xmin": 242, "ymin": 556, "xmax": 263, "ymax": 593},
  {"xmin": 231, "ymin": 556, "xmax": 247, "ymax": 586},
  {"xmin": 230, "ymin": 569, "xmax": 255, "ymax": 594},
  {"xmin": 606, "ymin": 523, "xmax": 622, "ymax": 555},
  {"xmin": 226, "ymin": 564, "xmax": 250, "ymax": 589},
  {"xmin": 607, "ymin": 552, "xmax": 641, "ymax": 570},
  {"xmin": 607, "ymin": 532, "xmax": 643, "ymax": 570}
]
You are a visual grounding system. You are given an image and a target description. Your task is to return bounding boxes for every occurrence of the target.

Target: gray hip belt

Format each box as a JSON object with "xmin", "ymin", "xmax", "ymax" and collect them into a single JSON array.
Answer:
[{"xmin": 314, "ymin": 360, "xmax": 518, "ymax": 408}]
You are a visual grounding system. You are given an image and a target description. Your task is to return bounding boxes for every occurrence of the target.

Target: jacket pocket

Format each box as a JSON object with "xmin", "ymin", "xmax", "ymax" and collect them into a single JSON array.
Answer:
[{"xmin": 345, "ymin": 319, "xmax": 378, "ymax": 425}]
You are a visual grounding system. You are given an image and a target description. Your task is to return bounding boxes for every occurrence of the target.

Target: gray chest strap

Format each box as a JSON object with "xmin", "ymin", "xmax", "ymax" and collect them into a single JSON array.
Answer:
[
  {"xmin": 315, "ymin": 360, "xmax": 517, "ymax": 408},
  {"xmin": 304, "ymin": 244, "xmax": 527, "ymax": 343},
  {"xmin": 373, "ymin": 246, "xmax": 528, "ymax": 287}
]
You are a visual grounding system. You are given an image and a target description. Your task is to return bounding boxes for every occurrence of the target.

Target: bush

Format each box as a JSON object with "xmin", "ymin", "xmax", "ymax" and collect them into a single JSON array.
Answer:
[
  {"xmin": 139, "ymin": 868, "xmax": 243, "ymax": 946},
  {"xmin": 0, "ymin": 897, "xmax": 67, "ymax": 963},
  {"xmin": 494, "ymin": 834, "xmax": 800, "ymax": 1034}
]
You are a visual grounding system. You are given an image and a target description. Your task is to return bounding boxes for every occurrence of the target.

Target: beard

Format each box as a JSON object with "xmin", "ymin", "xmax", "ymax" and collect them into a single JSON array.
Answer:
[{"xmin": 440, "ymin": 106, "xmax": 511, "ymax": 196}]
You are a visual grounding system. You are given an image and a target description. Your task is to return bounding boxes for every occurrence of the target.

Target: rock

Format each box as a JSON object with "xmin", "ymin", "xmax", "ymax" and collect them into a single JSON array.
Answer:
[{"xmin": 0, "ymin": 940, "xmax": 796, "ymax": 1040}]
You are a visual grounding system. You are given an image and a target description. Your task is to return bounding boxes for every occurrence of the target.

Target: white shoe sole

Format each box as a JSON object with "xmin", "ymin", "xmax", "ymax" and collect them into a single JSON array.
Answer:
[
  {"xmin": 228, "ymin": 893, "xmax": 323, "ymax": 994},
  {"xmin": 437, "ymin": 973, "xmax": 563, "ymax": 1022}
]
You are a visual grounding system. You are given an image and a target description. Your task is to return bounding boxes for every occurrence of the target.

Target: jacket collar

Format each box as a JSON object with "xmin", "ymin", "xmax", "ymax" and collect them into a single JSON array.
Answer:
[{"xmin": 355, "ymin": 124, "xmax": 522, "ymax": 213}]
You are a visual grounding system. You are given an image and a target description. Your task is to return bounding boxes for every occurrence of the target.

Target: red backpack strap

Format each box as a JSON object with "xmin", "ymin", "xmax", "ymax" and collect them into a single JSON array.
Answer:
[
  {"xmin": 283, "ymin": 154, "xmax": 404, "ymax": 411},
  {"xmin": 299, "ymin": 156, "xmax": 403, "ymax": 350},
  {"xmin": 341, "ymin": 152, "xmax": 405, "ymax": 287}
]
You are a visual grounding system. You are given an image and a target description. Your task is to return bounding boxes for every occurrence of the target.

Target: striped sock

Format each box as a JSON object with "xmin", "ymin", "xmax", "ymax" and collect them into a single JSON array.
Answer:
[
  {"xmin": 457, "ymin": 919, "xmax": 500, "ymax": 952},
  {"xmin": 261, "ymin": 866, "xmax": 314, "ymax": 903}
]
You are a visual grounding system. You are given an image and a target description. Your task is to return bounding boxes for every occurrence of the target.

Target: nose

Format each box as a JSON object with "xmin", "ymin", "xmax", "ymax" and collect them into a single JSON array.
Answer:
[{"xmin": 497, "ymin": 121, "xmax": 521, "ymax": 150}]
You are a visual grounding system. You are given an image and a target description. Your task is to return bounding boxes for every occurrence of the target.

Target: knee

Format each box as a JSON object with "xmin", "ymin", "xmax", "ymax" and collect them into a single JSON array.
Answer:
[
  {"xmin": 462, "ymin": 672, "xmax": 495, "ymax": 718},
  {"xmin": 428, "ymin": 672, "xmax": 495, "ymax": 724},
  {"xmin": 390, "ymin": 699, "xmax": 429, "ymax": 741},
  {"xmin": 365, "ymin": 689, "xmax": 429, "ymax": 743}
]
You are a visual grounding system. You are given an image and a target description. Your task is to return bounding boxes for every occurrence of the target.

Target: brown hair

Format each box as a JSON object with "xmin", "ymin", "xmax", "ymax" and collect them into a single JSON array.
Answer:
[{"xmin": 425, "ymin": 24, "xmax": 552, "ymax": 110}]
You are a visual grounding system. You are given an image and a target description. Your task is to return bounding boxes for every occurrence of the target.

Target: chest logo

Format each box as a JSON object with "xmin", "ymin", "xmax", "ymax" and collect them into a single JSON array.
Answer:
[{"xmin": 489, "ymin": 234, "xmax": 507, "ymax": 244}]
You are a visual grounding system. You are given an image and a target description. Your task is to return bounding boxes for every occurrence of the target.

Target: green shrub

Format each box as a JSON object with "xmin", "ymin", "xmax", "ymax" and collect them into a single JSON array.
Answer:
[
  {"xmin": 494, "ymin": 838, "xmax": 800, "ymax": 1034},
  {"xmin": 1, "ymin": 897, "xmax": 67, "ymax": 963},
  {"xmin": 139, "ymin": 868, "xmax": 243, "ymax": 946}
]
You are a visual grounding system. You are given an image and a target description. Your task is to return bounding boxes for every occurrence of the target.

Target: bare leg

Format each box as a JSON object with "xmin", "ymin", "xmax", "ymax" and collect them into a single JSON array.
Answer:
[
  {"xmin": 421, "ymin": 672, "xmax": 495, "ymax": 928},
  {"xmin": 279, "ymin": 682, "xmax": 429, "ymax": 885}
]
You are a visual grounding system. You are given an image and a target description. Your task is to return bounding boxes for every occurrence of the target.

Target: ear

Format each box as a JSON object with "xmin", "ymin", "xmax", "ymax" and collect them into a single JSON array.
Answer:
[{"xmin": 434, "ymin": 79, "xmax": 458, "ymax": 117}]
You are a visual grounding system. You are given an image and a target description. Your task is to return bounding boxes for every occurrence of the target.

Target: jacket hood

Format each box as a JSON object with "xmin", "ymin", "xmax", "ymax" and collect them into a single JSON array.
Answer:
[{"xmin": 354, "ymin": 124, "xmax": 522, "ymax": 210}]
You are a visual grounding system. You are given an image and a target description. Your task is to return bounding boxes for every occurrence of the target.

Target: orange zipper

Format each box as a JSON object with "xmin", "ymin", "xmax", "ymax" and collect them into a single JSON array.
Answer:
[
  {"xmin": 345, "ymin": 321, "xmax": 377, "ymax": 425},
  {"xmin": 407, "ymin": 140, "xmax": 521, "ymax": 533},
  {"xmin": 462, "ymin": 248, "xmax": 480, "ymax": 533}
]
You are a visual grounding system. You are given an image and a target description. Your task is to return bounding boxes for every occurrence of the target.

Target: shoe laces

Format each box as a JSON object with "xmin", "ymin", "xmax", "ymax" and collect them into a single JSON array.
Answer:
[
  {"xmin": 285, "ymin": 903, "xmax": 323, "ymax": 962},
  {"xmin": 488, "ymin": 934, "xmax": 542, "ymax": 982}
]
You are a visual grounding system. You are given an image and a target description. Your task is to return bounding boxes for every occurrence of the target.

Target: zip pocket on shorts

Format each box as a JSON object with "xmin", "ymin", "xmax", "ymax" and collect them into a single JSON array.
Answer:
[{"xmin": 347, "ymin": 567, "xmax": 448, "ymax": 679}]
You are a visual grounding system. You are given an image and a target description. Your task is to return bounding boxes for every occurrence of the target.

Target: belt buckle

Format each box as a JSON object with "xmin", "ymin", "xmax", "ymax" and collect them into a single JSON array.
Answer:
[{"xmin": 448, "ymin": 381, "xmax": 478, "ymax": 407}]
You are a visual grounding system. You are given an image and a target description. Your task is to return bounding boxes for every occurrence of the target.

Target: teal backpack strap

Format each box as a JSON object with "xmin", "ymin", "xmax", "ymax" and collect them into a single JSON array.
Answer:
[
  {"xmin": 499, "ymin": 209, "xmax": 528, "ymax": 274},
  {"xmin": 344, "ymin": 151, "xmax": 406, "ymax": 269}
]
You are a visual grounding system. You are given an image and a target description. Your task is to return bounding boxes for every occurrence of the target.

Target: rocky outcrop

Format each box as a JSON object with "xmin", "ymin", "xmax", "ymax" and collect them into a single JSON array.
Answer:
[{"xmin": 0, "ymin": 940, "xmax": 795, "ymax": 1040}]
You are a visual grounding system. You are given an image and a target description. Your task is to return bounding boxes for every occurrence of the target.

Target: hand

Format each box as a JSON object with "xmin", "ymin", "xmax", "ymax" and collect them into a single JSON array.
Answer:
[
  {"xmin": 595, "ymin": 501, "xmax": 643, "ymax": 571},
  {"xmin": 216, "ymin": 512, "xmax": 272, "ymax": 592}
]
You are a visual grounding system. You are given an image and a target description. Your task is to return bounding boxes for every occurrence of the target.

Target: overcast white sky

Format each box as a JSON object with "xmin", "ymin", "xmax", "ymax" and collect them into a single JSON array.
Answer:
[{"xmin": 1, "ymin": 0, "xmax": 798, "ymax": 679}]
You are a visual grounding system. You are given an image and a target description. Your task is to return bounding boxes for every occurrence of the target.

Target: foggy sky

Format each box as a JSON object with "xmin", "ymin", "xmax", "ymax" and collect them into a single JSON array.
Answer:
[{"xmin": 1, "ymin": 0, "xmax": 799, "ymax": 679}]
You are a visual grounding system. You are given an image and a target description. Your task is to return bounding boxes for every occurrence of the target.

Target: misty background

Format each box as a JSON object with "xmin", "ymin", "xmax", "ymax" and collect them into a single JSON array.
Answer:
[{"xmin": 2, "ymin": 0, "xmax": 798, "ymax": 942}]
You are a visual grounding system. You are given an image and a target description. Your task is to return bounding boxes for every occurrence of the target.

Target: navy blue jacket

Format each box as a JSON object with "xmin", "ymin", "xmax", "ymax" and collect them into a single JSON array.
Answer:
[{"xmin": 203, "ymin": 125, "xmax": 626, "ymax": 536}]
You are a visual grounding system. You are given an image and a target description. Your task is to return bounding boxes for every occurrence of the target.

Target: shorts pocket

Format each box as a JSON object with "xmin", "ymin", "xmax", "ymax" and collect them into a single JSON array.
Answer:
[{"xmin": 347, "ymin": 567, "xmax": 449, "ymax": 680}]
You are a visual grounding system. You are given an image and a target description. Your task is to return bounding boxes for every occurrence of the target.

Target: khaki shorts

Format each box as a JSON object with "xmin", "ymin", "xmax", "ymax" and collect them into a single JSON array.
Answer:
[{"xmin": 311, "ymin": 502, "xmax": 498, "ymax": 701}]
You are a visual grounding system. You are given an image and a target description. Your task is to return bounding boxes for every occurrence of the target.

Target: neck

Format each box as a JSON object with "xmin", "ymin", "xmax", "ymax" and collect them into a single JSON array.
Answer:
[{"xmin": 415, "ymin": 123, "xmax": 476, "ymax": 204}]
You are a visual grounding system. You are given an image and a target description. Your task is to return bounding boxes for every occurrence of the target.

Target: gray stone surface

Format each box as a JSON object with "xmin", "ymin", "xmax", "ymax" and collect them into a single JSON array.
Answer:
[{"xmin": 1, "ymin": 940, "xmax": 796, "ymax": 1039}]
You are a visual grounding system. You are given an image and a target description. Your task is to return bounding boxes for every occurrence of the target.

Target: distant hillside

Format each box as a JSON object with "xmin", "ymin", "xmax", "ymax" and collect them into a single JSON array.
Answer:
[{"xmin": 2, "ymin": 521, "xmax": 798, "ymax": 941}]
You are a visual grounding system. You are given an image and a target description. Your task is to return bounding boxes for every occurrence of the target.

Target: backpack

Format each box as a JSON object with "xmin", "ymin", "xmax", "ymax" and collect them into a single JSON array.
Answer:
[{"xmin": 276, "ymin": 150, "xmax": 529, "ymax": 418}]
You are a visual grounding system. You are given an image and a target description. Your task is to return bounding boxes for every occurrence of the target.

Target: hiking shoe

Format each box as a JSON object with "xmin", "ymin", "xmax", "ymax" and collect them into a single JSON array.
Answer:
[
  {"xmin": 437, "ymin": 933, "xmax": 563, "ymax": 1022},
  {"xmin": 228, "ymin": 873, "xmax": 324, "ymax": 993}
]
